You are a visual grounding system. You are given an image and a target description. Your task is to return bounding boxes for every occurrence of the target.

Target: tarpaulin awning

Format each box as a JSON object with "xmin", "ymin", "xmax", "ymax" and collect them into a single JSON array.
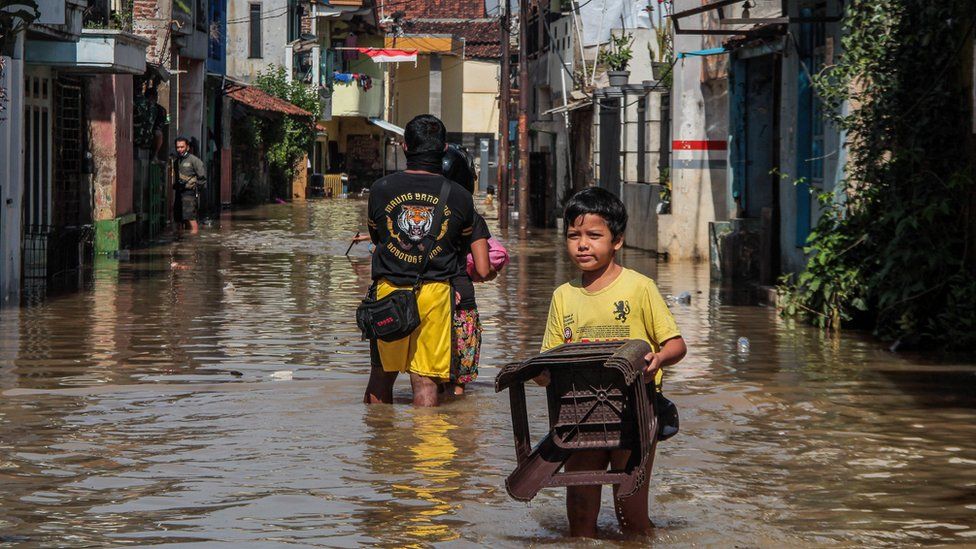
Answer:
[
  {"xmin": 356, "ymin": 48, "xmax": 418, "ymax": 63},
  {"xmin": 225, "ymin": 84, "xmax": 312, "ymax": 117},
  {"xmin": 367, "ymin": 117, "xmax": 404, "ymax": 136}
]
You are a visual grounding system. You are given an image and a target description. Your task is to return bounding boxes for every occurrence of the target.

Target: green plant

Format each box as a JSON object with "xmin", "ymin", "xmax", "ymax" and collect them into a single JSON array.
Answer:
[
  {"xmin": 777, "ymin": 0, "xmax": 976, "ymax": 351},
  {"xmin": 252, "ymin": 65, "xmax": 321, "ymax": 199},
  {"xmin": 598, "ymin": 33, "xmax": 634, "ymax": 72}
]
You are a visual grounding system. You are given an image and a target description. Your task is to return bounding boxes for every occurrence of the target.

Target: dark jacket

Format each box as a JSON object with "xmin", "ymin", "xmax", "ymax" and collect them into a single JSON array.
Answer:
[{"xmin": 175, "ymin": 153, "xmax": 207, "ymax": 191}]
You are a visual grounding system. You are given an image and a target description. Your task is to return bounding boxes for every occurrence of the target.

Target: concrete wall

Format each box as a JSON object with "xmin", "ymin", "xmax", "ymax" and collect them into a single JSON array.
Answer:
[
  {"xmin": 0, "ymin": 37, "xmax": 25, "ymax": 305},
  {"xmin": 225, "ymin": 0, "xmax": 289, "ymax": 82},
  {"xmin": 177, "ymin": 57, "xmax": 205, "ymax": 150},
  {"xmin": 393, "ymin": 56, "xmax": 431, "ymax": 126},
  {"xmin": 777, "ymin": 0, "xmax": 846, "ymax": 274},
  {"xmin": 441, "ymin": 55, "xmax": 464, "ymax": 132},
  {"xmin": 663, "ymin": 1, "xmax": 731, "ymax": 261},
  {"xmin": 462, "ymin": 60, "xmax": 500, "ymax": 135},
  {"xmin": 332, "ymin": 35, "xmax": 386, "ymax": 118},
  {"xmin": 90, "ymin": 74, "xmax": 135, "ymax": 220}
]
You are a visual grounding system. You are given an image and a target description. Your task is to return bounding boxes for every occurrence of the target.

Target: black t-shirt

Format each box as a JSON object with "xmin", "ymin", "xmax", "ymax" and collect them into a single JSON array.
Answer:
[
  {"xmin": 367, "ymin": 171, "xmax": 476, "ymax": 286},
  {"xmin": 453, "ymin": 213, "xmax": 491, "ymax": 310}
]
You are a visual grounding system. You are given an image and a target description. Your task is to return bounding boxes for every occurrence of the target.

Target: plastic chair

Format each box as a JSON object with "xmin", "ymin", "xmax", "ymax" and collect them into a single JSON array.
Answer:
[{"xmin": 494, "ymin": 340, "xmax": 658, "ymax": 502}]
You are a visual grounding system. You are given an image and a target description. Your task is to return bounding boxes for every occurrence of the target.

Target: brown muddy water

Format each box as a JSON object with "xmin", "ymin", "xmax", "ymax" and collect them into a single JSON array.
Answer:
[{"xmin": 1, "ymin": 199, "xmax": 975, "ymax": 547}]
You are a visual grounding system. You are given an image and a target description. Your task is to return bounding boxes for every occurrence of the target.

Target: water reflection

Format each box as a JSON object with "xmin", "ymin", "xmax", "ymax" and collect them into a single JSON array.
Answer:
[{"xmin": 0, "ymin": 199, "xmax": 974, "ymax": 546}]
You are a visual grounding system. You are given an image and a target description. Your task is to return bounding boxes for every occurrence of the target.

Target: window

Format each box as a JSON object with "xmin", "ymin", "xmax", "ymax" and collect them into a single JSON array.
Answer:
[
  {"xmin": 249, "ymin": 3, "xmax": 262, "ymax": 58},
  {"xmin": 287, "ymin": 0, "xmax": 301, "ymax": 42},
  {"xmin": 195, "ymin": 0, "xmax": 207, "ymax": 31}
]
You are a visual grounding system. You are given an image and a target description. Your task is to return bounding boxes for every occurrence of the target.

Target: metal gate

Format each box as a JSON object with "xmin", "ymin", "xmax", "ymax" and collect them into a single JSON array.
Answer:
[
  {"xmin": 148, "ymin": 162, "xmax": 166, "ymax": 239},
  {"xmin": 598, "ymin": 97, "xmax": 621, "ymax": 195},
  {"xmin": 22, "ymin": 68, "xmax": 53, "ymax": 279}
]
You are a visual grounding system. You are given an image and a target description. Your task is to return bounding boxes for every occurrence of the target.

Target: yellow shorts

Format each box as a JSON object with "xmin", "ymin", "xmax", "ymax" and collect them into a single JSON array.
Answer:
[{"xmin": 375, "ymin": 279, "xmax": 452, "ymax": 380}]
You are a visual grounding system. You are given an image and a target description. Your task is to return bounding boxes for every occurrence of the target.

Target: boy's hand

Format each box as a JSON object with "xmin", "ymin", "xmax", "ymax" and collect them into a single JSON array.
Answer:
[
  {"xmin": 643, "ymin": 351, "xmax": 662, "ymax": 384},
  {"xmin": 533, "ymin": 369, "xmax": 551, "ymax": 387}
]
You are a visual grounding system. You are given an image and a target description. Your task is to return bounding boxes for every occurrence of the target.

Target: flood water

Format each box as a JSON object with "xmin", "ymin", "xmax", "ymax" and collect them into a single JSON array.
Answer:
[{"xmin": 2, "ymin": 199, "xmax": 975, "ymax": 547}]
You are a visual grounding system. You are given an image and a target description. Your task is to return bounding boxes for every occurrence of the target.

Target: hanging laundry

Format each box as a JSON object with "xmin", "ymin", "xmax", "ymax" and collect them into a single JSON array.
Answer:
[
  {"xmin": 358, "ymin": 74, "xmax": 373, "ymax": 92},
  {"xmin": 333, "ymin": 72, "xmax": 355, "ymax": 84},
  {"xmin": 344, "ymin": 34, "xmax": 359, "ymax": 61}
]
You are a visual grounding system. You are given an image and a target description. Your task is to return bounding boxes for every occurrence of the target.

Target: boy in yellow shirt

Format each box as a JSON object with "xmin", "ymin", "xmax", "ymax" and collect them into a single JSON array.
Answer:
[{"xmin": 538, "ymin": 187, "xmax": 687, "ymax": 538}]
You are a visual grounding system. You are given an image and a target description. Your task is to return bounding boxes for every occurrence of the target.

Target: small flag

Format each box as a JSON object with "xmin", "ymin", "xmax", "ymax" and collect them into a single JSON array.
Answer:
[{"xmin": 356, "ymin": 48, "xmax": 418, "ymax": 63}]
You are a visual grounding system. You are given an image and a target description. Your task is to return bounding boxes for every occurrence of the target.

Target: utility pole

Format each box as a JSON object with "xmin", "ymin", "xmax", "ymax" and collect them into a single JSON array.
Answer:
[
  {"xmin": 498, "ymin": 0, "xmax": 510, "ymax": 229},
  {"xmin": 517, "ymin": 0, "xmax": 531, "ymax": 233}
]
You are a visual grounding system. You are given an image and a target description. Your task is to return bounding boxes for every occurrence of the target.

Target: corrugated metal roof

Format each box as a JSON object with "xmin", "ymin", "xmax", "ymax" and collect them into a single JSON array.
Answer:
[{"xmin": 225, "ymin": 84, "xmax": 312, "ymax": 117}]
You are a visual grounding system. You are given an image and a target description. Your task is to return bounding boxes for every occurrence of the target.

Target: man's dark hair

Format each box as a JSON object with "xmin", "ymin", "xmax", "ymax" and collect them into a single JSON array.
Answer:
[
  {"xmin": 175, "ymin": 136, "xmax": 190, "ymax": 146},
  {"xmin": 563, "ymin": 187, "xmax": 628, "ymax": 239},
  {"xmin": 404, "ymin": 114, "xmax": 446, "ymax": 154}
]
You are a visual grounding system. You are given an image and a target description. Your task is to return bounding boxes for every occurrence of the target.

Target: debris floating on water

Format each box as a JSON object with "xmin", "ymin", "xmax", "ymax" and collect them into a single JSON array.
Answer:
[
  {"xmin": 737, "ymin": 337, "xmax": 751, "ymax": 354},
  {"xmin": 270, "ymin": 370, "xmax": 293, "ymax": 381},
  {"xmin": 676, "ymin": 291, "xmax": 692, "ymax": 304}
]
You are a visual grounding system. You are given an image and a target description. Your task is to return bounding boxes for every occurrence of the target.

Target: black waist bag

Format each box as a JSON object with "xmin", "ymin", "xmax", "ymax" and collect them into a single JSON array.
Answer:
[
  {"xmin": 356, "ymin": 180, "xmax": 452, "ymax": 342},
  {"xmin": 356, "ymin": 287, "xmax": 421, "ymax": 341}
]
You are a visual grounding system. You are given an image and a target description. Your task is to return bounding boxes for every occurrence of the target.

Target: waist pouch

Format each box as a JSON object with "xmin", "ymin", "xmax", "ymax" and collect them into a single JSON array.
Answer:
[{"xmin": 356, "ymin": 287, "xmax": 421, "ymax": 342}]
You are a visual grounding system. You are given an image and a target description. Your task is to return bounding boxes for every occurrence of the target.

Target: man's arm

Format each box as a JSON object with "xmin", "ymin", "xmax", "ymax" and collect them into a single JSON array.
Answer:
[{"xmin": 193, "ymin": 156, "xmax": 207, "ymax": 184}]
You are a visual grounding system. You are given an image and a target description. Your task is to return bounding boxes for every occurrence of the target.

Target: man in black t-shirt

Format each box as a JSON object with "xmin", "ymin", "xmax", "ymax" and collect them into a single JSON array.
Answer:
[{"xmin": 363, "ymin": 115, "xmax": 491, "ymax": 407}]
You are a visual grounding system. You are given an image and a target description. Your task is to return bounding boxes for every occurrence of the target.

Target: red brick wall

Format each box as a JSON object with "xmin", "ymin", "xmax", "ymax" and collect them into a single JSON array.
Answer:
[
  {"xmin": 132, "ymin": 0, "xmax": 166, "ymax": 62},
  {"xmin": 401, "ymin": 0, "xmax": 486, "ymax": 20}
]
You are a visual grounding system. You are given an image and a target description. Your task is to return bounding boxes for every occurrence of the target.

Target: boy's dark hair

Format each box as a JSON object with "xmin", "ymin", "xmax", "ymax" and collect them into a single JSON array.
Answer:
[
  {"xmin": 563, "ymin": 187, "xmax": 628, "ymax": 239},
  {"xmin": 404, "ymin": 114, "xmax": 446, "ymax": 154},
  {"xmin": 175, "ymin": 136, "xmax": 190, "ymax": 146}
]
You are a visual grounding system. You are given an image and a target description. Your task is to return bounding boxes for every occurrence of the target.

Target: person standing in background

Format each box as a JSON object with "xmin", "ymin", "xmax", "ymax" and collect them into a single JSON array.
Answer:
[{"xmin": 173, "ymin": 136, "xmax": 207, "ymax": 236}]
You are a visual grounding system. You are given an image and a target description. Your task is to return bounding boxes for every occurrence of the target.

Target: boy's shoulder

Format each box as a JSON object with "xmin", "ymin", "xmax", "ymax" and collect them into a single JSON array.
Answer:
[{"xmin": 619, "ymin": 267, "xmax": 660, "ymax": 292}]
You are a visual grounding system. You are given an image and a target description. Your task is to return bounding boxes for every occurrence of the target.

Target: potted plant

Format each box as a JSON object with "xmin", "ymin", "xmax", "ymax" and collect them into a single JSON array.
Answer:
[
  {"xmin": 599, "ymin": 33, "xmax": 634, "ymax": 87},
  {"xmin": 648, "ymin": 0, "xmax": 674, "ymax": 83}
]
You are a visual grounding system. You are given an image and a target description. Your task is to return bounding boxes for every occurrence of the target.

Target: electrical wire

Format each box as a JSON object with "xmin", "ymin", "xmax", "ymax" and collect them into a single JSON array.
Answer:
[{"xmin": 226, "ymin": 6, "xmax": 290, "ymax": 25}]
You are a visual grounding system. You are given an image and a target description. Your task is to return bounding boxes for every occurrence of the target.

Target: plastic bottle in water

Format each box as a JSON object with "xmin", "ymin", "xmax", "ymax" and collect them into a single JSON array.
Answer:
[{"xmin": 737, "ymin": 337, "xmax": 750, "ymax": 354}]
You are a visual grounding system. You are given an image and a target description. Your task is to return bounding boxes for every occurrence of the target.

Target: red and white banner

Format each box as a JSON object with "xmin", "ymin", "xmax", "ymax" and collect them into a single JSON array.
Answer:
[{"xmin": 356, "ymin": 48, "xmax": 418, "ymax": 63}]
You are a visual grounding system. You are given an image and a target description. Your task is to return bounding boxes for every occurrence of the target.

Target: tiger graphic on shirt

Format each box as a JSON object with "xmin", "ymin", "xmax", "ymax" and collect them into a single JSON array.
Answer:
[{"xmin": 397, "ymin": 205, "xmax": 434, "ymax": 243}]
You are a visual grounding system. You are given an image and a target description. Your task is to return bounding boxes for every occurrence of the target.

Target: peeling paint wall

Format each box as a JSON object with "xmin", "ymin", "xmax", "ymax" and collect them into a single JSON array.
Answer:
[
  {"xmin": 225, "ymin": 0, "xmax": 290, "ymax": 82},
  {"xmin": 662, "ymin": 5, "xmax": 730, "ymax": 261},
  {"xmin": 89, "ymin": 74, "xmax": 135, "ymax": 221}
]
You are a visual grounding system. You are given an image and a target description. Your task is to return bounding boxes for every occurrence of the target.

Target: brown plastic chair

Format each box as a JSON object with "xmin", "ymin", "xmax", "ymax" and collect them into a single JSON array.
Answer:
[{"xmin": 495, "ymin": 340, "xmax": 658, "ymax": 502}]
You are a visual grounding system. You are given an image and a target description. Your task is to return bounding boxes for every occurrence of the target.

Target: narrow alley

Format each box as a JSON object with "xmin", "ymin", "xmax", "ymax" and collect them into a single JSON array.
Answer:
[{"xmin": 1, "ymin": 200, "xmax": 974, "ymax": 546}]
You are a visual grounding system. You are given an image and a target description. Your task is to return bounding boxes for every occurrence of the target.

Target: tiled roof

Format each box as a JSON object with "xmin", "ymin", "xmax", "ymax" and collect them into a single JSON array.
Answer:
[
  {"xmin": 225, "ymin": 84, "xmax": 312, "ymax": 117},
  {"xmin": 405, "ymin": 20, "xmax": 501, "ymax": 59},
  {"xmin": 401, "ymin": 0, "xmax": 485, "ymax": 20}
]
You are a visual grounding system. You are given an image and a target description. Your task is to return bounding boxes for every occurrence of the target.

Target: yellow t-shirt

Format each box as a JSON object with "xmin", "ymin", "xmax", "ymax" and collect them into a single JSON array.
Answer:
[{"xmin": 541, "ymin": 267, "xmax": 681, "ymax": 385}]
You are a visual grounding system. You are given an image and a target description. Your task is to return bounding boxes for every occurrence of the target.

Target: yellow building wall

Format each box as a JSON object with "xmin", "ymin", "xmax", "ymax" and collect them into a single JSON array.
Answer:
[
  {"xmin": 332, "ymin": 35, "xmax": 386, "ymax": 118},
  {"xmin": 441, "ymin": 56, "xmax": 464, "ymax": 132},
  {"xmin": 462, "ymin": 60, "xmax": 500, "ymax": 135},
  {"xmin": 390, "ymin": 56, "xmax": 499, "ymax": 137},
  {"xmin": 392, "ymin": 56, "xmax": 431, "ymax": 127}
]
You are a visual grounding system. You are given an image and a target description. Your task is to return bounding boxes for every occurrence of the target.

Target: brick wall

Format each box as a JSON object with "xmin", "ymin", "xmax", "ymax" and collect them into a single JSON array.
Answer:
[
  {"xmin": 301, "ymin": 3, "xmax": 312, "ymax": 36},
  {"xmin": 401, "ymin": 0, "xmax": 485, "ymax": 21},
  {"xmin": 132, "ymin": 0, "xmax": 171, "ymax": 64}
]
